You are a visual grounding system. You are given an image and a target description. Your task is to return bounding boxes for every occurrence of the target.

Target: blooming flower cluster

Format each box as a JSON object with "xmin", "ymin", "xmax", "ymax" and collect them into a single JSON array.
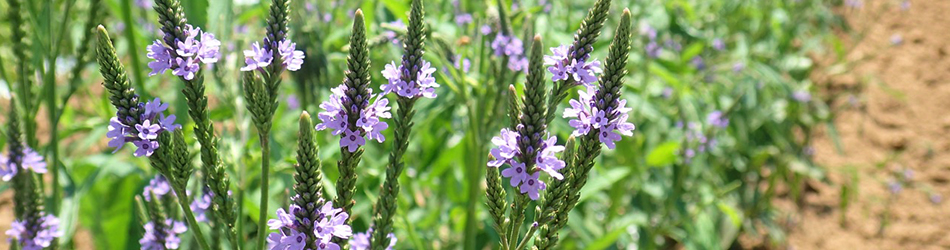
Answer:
[
  {"xmin": 190, "ymin": 188, "xmax": 213, "ymax": 222},
  {"xmin": 267, "ymin": 200, "xmax": 351, "ymax": 250},
  {"xmin": 491, "ymin": 34, "xmax": 529, "ymax": 72},
  {"xmin": 383, "ymin": 20, "xmax": 406, "ymax": 45},
  {"xmin": 381, "ymin": 61, "xmax": 440, "ymax": 99},
  {"xmin": 706, "ymin": 111, "xmax": 729, "ymax": 129},
  {"xmin": 677, "ymin": 121, "xmax": 719, "ymax": 163},
  {"xmin": 349, "ymin": 227, "xmax": 397, "ymax": 250},
  {"xmin": 106, "ymin": 98, "xmax": 181, "ymax": 157},
  {"xmin": 146, "ymin": 25, "xmax": 221, "ymax": 80},
  {"xmin": 0, "ymin": 147, "xmax": 48, "ymax": 181},
  {"xmin": 140, "ymin": 219, "xmax": 187, "ymax": 250},
  {"xmin": 241, "ymin": 39, "xmax": 305, "ymax": 72},
  {"xmin": 5, "ymin": 213, "xmax": 62, "ymax": 250},
  {"xmin": 544, "ymin": 45, "xmax": 603, "ymax": 87},
  {"xmin": 563, "ymin": 88, "xmax": 635, "ymax": 149},
  {"xmin": 142, "ymin": 175, "xmax": 172, "ymax": 201},
  {"xmin": 315, "ymin": 86, "xmax": 392, "ymax": 152},
  {"xmin": 488, "ymin": 129, "xmax": 566, "ymax": 200}
]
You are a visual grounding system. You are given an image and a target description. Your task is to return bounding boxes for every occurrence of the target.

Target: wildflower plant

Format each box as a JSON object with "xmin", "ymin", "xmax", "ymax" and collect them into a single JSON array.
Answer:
[
  {"xmin": 3, "ymin": 97, "xmax": 62, "ymax": 250},
  {"xmin": 238, "ymin": 0, "xmax": 307, "ymax": 248},
  {"xmin": 96, "ymin": 25, "xmax": 211, "ymax": 250},
  {"xmin": 484, "ymin": 5, "xmax": 635, "ymax": 249},
  {"xmin": 370, "ymin": 0, "xmax": 439, "ymax": 248},
  {"xmin": 148, "ymin": 0, "xmax": 239, "ymax": 245},
  {"xmin": 313, "ymin": 9, "xmax": 379, "ymax": 237}
]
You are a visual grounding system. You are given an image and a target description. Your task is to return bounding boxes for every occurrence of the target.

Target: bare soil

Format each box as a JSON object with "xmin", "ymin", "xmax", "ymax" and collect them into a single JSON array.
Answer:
[{"xmin": 781, "ymin": 0, "xmax": 950, "ymax": 249}]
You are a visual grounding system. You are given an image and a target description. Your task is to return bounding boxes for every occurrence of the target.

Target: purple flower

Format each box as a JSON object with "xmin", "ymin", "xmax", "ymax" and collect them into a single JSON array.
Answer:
[
  {"xmin": 107, "ymin": 98, "xmax": 180, "ymax": 157},
  {"xmin": 268, "ymin": 207, "xmax": 297, "ymax": 230},
  {"xmin": 645, "ymin": 41, "xmax": 661, "ymax": 58},
  {"xmin": 134, "ymin": 0, "xmax": 152, "ymax": 8},
  {"xmin": 691, "ymin": 56, "xmax": 706, "ymax": 71},
  {"xmin": 349, "ymin": 228, "xmax": 397, "ymax": 250},
  {"xmin": 900, "ymin": 0, "xmax": 910, "ymax": 11},
  {"xmin": 480, "ymin": 25, "xmax": 492, "ymax": 35},
  {"xmin": 173, "ymin": 57, "xmax": 199, "ymax": 80},
  {"xmin": 491, "ymin": 34, "xmax": 529, "ymax": 72},
  {"xmin": 340, "ymin": 129, "xmax": 365, "ymax": 153},
  {"xmin": 190, "ymin": 189, "xmax": 213, "ymax": 222},
  {"xmin": 312, "ymin": 201, "xmax": 352, "ymax": 242},
  {"xmin": 535, "ymin": 136, "xmax": 565, "ymax": 180},
  {"xmin": 661, "ymin": 87, "xmax": 673, "ymax": 99},
  {"xmin": 845, "ymin": 0, "xmax": 863, "ymax": 8},
  {"xmin": 455, "ymin": 13, "xmax": 473, "ymax": 26},
  {"xmin": 315, "ymin": 86, "xmax": 349, "ymax": 135},
  {"xmin": 267, "ymin": 229, "xmax": 307, "ymax": 250},
  {"xmin": 146, "ymin": 25, "xmax": 219, "ymax": 79},
  {"xmin": 519, "ymin": 172, "xmax": 546, "ymax": 200},
  {"xmin": 241, "ymin": 42, "xmax": 274, "ymax": 72},
  {"xmin": 6, "ymin": 213, "xmax": 62, "ymax": 249},
  {"xmin": 792, "ymin": 90, "xmax": 811, "ymax": 103},
  {"xmin": 891, "ymin": 34, "xmax": 903, "ymax": 45},
  {"xmin": 0, "ymin": 155, "xmax": 17, "ymax": 181},
  {"xmin": 454, "ymin": 56, "xmax": 471, "ymax": 73},
  {"xmin": 143, "ymin": 175, "xmax": 172, "ymax": 201},
  {"xmin": 562, "ymin": 88, "xmax": 635, "ymax": 149},
  {"xmin": 278, "ymin": 40, "xmax": 306, "ymax": 71},
  {"xmin": 488, "ymin": 128, "xmax": 519, "ymax": 167},
  {"xmin": 136, "ymin": 120, "xmax": 161, "ymax": 140},
  {"xmin": 712, "ymin": 38, "xmax": 725, "ymax": 51},
  {"xmin": 316, "ymin": 85, "xmax": 391, "ymax": 149},
  {"xmin": 20, "ymin": 147, "xmax": 47, "ymax": 174},
  {"xmin": 140, "ymin": 219, "xmax": 187, "ymax": 250},
  {"xmin": 732, "ymin": 62, "xmax": 745, "ymax": 72},
  {"xmin": 380, "ymin": 61, "xmax": 440, "ymax": 98},
  {"xmin": 544, "ymin": 45, "xmax": 602, "ymax": 86},
  {"xmin": 501, "ymin": 161, "xmax": 528, "ymax": 187},
  {"xmin": 133, "ymin": 139, "xmax": 160, "ymax": 157},
  {"xmin": 107, "ymin": 118, "xmax": 131, "ymax": 152},
  {"xmin": 931, "ymin": 194, "xmax": 942, "ymax": 204},
  {"xmin": 706, "ymin": 111, "xmax": 729, "ymax": 129},
  {"xmin": 267, "ymin": 200, "xmax": 350, "ymax": 250},
  {"xmin": 146, "ymin": 41, "xmax": 173, "ymax": 76},
  {"xmin": 888, "ymin": 180, "xmax": 902, "ymax": 194}
]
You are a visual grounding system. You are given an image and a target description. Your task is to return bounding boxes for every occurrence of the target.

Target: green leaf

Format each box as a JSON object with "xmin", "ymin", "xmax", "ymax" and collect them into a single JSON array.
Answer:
[
  {"xmin": 716, "ymin": 201, "xmax": 742, "ymax": 227},
  {"xmin": 646, "ymin": 141, "xmax": 680, "ymax": 167},
  {"xmin": 182, "ymin": 0, "xmax": 210, "ymax": 28}
]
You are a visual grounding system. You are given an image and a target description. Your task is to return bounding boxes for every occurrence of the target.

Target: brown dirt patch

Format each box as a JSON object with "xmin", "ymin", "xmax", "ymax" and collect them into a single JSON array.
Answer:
[{"xmin": 783, "ymin": 1, "xmax": 950, "ymax": 249}]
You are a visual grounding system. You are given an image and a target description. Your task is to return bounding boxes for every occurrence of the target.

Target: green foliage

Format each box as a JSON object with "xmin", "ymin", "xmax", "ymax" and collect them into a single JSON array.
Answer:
[{"xmin": 0, "ymin": 0, "xmax": 845, "ymax": 249}]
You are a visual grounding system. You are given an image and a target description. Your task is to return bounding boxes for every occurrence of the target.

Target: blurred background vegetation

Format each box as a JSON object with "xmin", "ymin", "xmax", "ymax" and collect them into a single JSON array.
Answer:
[{"xmin": 0, "ymin": 0, "xmax": 851, "ymax": 249}]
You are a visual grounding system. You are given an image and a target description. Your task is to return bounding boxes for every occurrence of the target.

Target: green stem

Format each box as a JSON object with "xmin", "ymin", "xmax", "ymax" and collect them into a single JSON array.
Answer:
[
  {"xmin": 174, "ymin": 186, "xmax": 213, "ymax": 250},
  {"xmin": 257, "ymin": 134, "xmax": 271, "ymax": 250},
  {"xmin": 119, "ymin": 0, "xmax": 146, "ymax": 95},
  {"xmin": 514, "ymin": 224, "xmax": 538, "ymax": 250},
  {"xmin": 506, "ymin": 195, "xmax": 528, "ymax": 249}
]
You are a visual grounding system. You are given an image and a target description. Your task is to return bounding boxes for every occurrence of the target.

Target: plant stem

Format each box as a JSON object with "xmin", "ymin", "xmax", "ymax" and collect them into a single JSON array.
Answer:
[
  {"xmin": 514, "ymin": 224, "xmax": 539, "ymax": 250},
  {"xmin": 506, "ymin": 195, "xmax": 528, "ymax": 249},
  {"xmin": 256, "ymin": 134, "xmax": 271, "ymax": 250},
  {"xmin": 119, "ymin": 0, "xmax": 146, "ymax": 95},
  {"xmin": 174, "ymin": 186, "xmax": 213, "ymax": 250}
]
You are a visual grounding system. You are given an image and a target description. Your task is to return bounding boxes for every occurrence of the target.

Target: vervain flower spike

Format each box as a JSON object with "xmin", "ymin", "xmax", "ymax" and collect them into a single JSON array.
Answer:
[
  {"xmin": 486, "ymin": 34, "xmax": 568, "ymax": 250},
  {"xmin": 240, "ymin": 0, "xmax": 305, "ymax": 248},
  {"xmin": 371, "ymin": 0, "xmax": 437, "ymax": 248},
  {"xmin": 151, "ymin": 0, "xmax": 238, "ymax": 245},
  {"xmin": 544, "ymin": 0, "xmax": 612, "ymax": 124},
  {"xmin": 313, "ymin": 10, "xmax": 383, "ymax": 248},
  {"xmin": 265, "ymin": 112, "xmax": 352, "ymax": 250},
  {"xmin": 535, "ymin": 9, "xmax": 634, "ymax": 250},
  {"xmin": 96, "ymin": 25, "xmax": 212, "ymax": 250},
  {"xmin": 6, "ymin": 0, "xmax": 39, "ymax": 148},
  {"xmin": 3, "ymin": 97, "xmax": 62, "ymax": 250}
]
